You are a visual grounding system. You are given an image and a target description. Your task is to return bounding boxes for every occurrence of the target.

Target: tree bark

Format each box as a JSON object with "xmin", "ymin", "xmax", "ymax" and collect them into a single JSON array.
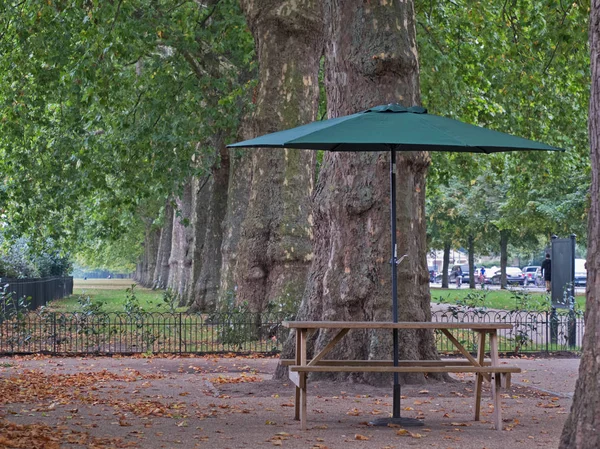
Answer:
[
  {"xmin": 135, "ymin": 225, "xmax": 160, "ymax": 288},
  {"xmin": 219, "ymin": 149, "xmax": 253, "ymax": 308},
  {"xmin": 167, "ymin": 181, "xmax": 194, "ymax": 303},
  {"xmin": 277, "ymin": 0, "xmax": 439, "ymax": 385},
  {"xmin": 500, "ymin": 230, "xmax": 508, "ymax": 289},
  {"xmin": 442, "ymin": 241, "xmax": 451, "ymax": 288},
  {"xmin": 188, "ymin": 143, "xmax": 230, "ymax": 312},
  {"xmin": 234, "ymin": 0, "xmax": 323, "ymax": 313},
  {"xmin": 559, "ymin": 3, "xmax": 600, "ymax": 446},
  {"xmin": 468, "ymin": 234, "xmax": 475, "ymax": 288},
  {"xmin": 152, "ymin": 202, "xmax": 174, "ymax": 289}
]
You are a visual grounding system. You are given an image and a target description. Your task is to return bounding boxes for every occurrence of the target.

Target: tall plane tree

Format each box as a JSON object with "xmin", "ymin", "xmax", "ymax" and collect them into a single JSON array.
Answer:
[
  {"xmin": 233, "ymin": 0, "xmax": 323, "ymax": 313},
  {"xmin": 560, "ymin": 2, "xmax": 600, "ymax": 446},
  {"xmin": 278, "ymin": 0, "xmax": 439, "ymax": 384}
]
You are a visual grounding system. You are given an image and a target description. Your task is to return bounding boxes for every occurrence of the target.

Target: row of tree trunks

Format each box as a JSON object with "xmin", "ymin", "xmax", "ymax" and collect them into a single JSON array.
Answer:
[
  {"xmin": 134, "ymin": 226, "xmax": 160, "ymax": 288},
  {"xmin": 276, "ymin": 0, "xmax": 439, "ymax": 385},
  {"xmin": 135, "ymin": 1, "xmax": 322, "ymax": 314},
  {"xmin": 134, "ymin": 0, "xmax": 441, "ymax": 389}
]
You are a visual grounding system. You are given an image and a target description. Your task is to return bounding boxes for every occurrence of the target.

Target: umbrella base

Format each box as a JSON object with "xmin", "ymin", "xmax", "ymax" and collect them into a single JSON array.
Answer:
[{"xmin": 369, "ymin": 416, "xmax": 424, "ymax": 427}]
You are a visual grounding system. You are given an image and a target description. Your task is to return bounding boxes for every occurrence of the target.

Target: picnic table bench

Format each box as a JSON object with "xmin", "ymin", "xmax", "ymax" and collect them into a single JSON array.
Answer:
[{"xmin": 281, "ymin": 321, "xmax": 521, "ymax": 431}]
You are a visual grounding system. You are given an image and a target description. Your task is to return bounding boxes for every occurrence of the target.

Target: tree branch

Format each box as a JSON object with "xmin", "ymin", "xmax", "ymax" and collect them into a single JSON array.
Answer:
[{"xmin": 110, "ymin": 0, "xmax": 124, "ymax": 33}]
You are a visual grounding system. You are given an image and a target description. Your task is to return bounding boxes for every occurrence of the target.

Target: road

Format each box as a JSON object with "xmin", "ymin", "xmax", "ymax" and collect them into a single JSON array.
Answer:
[{"xmin": 430, "ymin": 281, "xmax": 586, "ymax": 294}]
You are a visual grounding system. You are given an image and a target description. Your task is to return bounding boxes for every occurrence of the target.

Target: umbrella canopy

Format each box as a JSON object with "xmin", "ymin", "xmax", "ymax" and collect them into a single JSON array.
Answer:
[{"xmin": 228, "ymin": 104, "xmax": 563, "ymax": 153}]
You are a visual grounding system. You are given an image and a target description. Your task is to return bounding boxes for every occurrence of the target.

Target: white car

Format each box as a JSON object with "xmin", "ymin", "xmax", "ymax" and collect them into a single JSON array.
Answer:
[
  {"xmin": 491, "ymin": 267, "xmax": 525, "ymax": 285},
  {"xmin": 574, "ymin": 258, "xmax": 587, "ymax": 287}
]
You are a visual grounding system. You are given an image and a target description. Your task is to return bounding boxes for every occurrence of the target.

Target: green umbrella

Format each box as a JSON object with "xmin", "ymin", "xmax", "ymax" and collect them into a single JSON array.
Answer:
[
  {"xmin": 228, "ymin": 103, "xmax": 563, "ymax": 426},
  {"xmin": 228, "ymin": 104, "xmax": 560, "ymax": 152}
]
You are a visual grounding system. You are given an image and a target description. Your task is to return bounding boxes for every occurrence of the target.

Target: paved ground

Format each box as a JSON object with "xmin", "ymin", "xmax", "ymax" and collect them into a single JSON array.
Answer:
[{"xmin": 0, "ymin": 354, "xmax": 579, "ymax": 449}]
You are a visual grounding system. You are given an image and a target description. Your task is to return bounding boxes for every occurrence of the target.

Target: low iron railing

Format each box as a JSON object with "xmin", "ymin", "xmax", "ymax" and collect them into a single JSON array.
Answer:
[{"xmin": 0, "ymin": 308, "xmax": 584, "ymax": 356}]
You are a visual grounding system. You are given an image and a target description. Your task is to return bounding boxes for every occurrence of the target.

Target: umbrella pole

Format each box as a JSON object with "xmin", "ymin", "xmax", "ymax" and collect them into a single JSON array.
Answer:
[{"xmin": 370, "ymin": 148, "xmax": 423, "ymax": 427}]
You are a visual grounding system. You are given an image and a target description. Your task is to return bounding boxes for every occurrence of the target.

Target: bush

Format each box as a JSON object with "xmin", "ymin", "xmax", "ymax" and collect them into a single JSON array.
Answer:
[{"xmin": 0, "ymin": 235, "xmax": 71, "ymax": 278}]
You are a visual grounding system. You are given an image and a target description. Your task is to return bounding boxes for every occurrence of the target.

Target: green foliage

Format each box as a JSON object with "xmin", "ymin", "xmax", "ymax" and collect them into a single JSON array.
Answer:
[
  {"xmin": 124, "ymin": 284, "xmax": 143, "ymax": 316},
  {"xmin": 0, "ymin": 284, "xmax": 31, "ymax": 349},
  {"xmin": 161, "ymin": 289, "xmax": 179, "ymax": 314},
  {"xmin": 77, "ymin": 294, "xmax": 105, "ymax": 316},
  {"xmin": 0, "ymin": 0, "xmax": 255, "ymax": 251},
  {"xmin": 0, "ymin": 233, "xmax": 71, "ymax": 278},
  {"xmin": 419, "ymin": 0, "xmax": 590, "ymax": 256}
]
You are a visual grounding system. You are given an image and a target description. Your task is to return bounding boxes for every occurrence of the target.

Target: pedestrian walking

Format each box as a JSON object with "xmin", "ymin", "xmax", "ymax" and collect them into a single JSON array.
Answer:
[
  {"xmin": 541, "ymin": 253, "xmax": 552, "ymax": 293},
  {"xmin": 454, "ymin": 266, "xmax": 462, "ymax": 288}
]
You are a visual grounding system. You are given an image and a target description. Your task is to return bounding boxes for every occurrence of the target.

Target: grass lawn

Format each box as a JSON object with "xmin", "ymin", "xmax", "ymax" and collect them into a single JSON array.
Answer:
[
  {"xmin": 47, "ymin": 279, "xmax": 179, "ymax": 313},
  {"xmin": 47, "ymin": 279, "xmax": 585, "ymax": 313},
  {"xmin": 431, "ymin": 286, "xmax": 586, "ymax": 311}
]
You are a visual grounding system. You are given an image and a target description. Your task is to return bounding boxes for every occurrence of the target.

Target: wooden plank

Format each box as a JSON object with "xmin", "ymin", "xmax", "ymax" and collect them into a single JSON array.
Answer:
[
  {"xmin": 282, "ymin": 321, "xmax": 513, "ymax": 330},
  {"xmin": 441, "ymin": 329, "xmax": 491, "ymax": 383},
  {"xmin": 489, "ymin": 331, "xmax": 503, "ymax": 430},
  {"xmin": 299, "ymin": 329, "xmax": 307, "ymax": 430},
  {"xmin": 308, "ymin": 329, "xmax": 349, "ymax": 366},
  {"xmin": 289, "ymin": 371, "xmax": 301, "ymax": 388},
  {"xmin": 474, "ymin": 331, "xmax": 486, "ymax": 421},
  {"xmin": 289, "ymin": 365, "xmax": 521, "ymax": 374},
  {"xmin": 280, "ymin": 359, "xmax": 493, "ymax": 367},
  {"xmin": 294, "ymin": 329, "xmax": 301, "ymax": 421}
]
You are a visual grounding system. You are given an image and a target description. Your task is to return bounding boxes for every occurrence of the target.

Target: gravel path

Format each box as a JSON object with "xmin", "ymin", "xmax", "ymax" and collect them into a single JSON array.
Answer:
[{"xmin": 0, "ymin": 354, "xmax": 578, "ymax": 449}]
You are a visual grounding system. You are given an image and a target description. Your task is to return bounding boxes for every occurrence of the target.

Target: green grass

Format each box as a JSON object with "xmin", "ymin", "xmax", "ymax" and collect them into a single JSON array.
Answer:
[
  {"xmin": 47, "ymin": 279, "xmax": 183, "ymax": 313},
  {"xmin": 430, "ymin": 286, "xmax": 586, "ymax": 311},
  {"xmin": 48, "ymin": 279, "xmax": 585, "ymax": 314}
]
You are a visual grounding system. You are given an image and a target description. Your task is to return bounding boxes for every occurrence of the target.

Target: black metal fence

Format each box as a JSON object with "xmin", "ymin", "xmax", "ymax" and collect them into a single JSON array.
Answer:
[
  {"xmin": 0, "ymin": 308, "xmax": 584, "ymax": 356},
  {"xmin": 1, "ymin": 276, "xmax": 73, "ymax": 310}
]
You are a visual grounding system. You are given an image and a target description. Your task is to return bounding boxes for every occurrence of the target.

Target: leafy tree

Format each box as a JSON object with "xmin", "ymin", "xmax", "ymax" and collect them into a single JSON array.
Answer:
[
  {"xmin": 0, "ymin": 0, "xmax": 254, "ymax": 250},
  {"xmin": 418, "ymin": 0, "xmax": 590, "ymax": 261}
]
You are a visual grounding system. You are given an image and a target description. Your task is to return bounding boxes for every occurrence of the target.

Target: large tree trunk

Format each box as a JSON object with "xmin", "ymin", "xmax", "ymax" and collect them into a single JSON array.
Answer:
[
  {"xmin": 559, "ymin": 3, "xmax": 600, "ymax": 446},
  {"xmin": 185, "ymin": 173, "xmax": 211, "ymax": 305},
  {"xmin": 218, "ymin": 150, "xmax": 253, "ymax": 308},
  {"xmin": 188, "ymin": 143, "xmax": 230, "ymax": 312},
  {"xmin": 442, "ymin": 241, "xmax": 451, "ymax": 288},
  {"xmin": 167, "ymin": 181, "xmax": 194, "ymax": 303},
  {"xmin": 277, "ymin": 0, "xmax": 439, "ymax": 385},
  {"xmin": 152, "ymin": 202, "xmax": 174, "ymax": 289},
  {"xmin": 234, "ymin": 0, "xmax": 323, "ymax": 313}
]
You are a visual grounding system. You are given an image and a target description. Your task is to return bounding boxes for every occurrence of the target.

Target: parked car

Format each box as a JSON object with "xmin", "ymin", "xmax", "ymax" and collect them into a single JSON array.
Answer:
[
  {"xmin": 574, "ymin": 258, "xmax": 587, "ymax": 287},
  {"xmin": 491, "ymin": 267, "xmax": 525, "ymax": 285},
  {"xmin": 522, "ymin": 265, "xmax": 541, "ymax": 286},
  {"xmin": 482, "ymin": 266, "xmax": 499, "ymax": 284},
  {"xmin": 434, "ymin": 269, "xmax": 452, "ymax": 283}
]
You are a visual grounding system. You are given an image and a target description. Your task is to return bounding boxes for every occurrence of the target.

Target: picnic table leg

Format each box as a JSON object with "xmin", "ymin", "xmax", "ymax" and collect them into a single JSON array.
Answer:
[
  {"xmin": 294, "ymin": 329, "xmax": 301, "ymax": 421},
  {"xmin": 489, "ymin": 331, "xmax": 503, "ymax": 430},
  {"xmin": 299, "ymin": 329, "xmax": 307, "ymax": 430},
  {"xmin": 474, "ymin": 331, "xmax": 486, "ymax": 421}
]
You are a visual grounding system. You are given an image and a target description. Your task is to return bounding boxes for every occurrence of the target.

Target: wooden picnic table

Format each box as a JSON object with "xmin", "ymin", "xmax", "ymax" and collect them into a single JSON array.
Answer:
[{"xmin": 282, "ymin": 321, "xmax": 520, "ymax": 431}]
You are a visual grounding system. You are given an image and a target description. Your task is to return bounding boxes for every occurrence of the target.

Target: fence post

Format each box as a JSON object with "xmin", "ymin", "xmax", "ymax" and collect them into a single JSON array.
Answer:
[
  {"xmin": 550, "ymin": 306, "xmax": 558, "ymax": 345},
  {"xmin": 545, "ymin": 311, "xmax": 549, "ymax": 354},
  {"xmin": 53, "ymin": 313, "xmax": 57, "ymax": 353},
  {"xmin": 179, "ymin": 313, "xmax": 182, "ymax": 354}
]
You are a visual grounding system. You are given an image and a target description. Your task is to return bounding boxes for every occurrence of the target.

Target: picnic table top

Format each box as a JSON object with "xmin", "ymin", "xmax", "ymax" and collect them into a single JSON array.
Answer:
[{"xmin": 282, "ymin": 321, "xmax": 513, "ymax": 330}]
